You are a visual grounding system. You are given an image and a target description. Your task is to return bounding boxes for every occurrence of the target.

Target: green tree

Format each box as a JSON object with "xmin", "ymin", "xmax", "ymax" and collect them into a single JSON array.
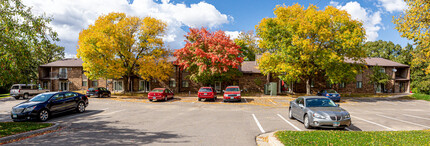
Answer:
[
  {"xmin": 362, "ymin": 40, "xmax": 413, "ymax": 65},
  {"xmin": 234, "ymin": 31, "xmax": 259, "ymax": 61},
  {"xmin": 255, "ymin": 4, "xmax": 367, "ymax": 95},
  {"xmin": 0, "ymin": 0, "xmax": 62, "ymax": 89},
  {"xmin": 77, "ymin": 12, "xmax": 172, "ymax": 92},
  {"xmin": 367, "ymin": 65, "xmax": 391, "ymax": 93}
]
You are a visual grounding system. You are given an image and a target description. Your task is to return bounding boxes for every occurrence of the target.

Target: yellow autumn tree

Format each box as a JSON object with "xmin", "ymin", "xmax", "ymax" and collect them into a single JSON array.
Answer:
[
  {"xmin": 77, "ymin": 12, "xmax": 172, "ymax": 92},
  {"xmin": 394, "ymin": 0, "xmax": 430, "ymax": 73},
  {"xmin": 256, "ymin": 4, "xmax": 367, "ymax": 94}
]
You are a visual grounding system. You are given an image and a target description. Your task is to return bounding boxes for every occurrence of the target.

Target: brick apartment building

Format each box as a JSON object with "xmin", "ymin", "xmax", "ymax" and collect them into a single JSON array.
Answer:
[{"xmin": 38, "ymin": 57, "xmax": 410, "ymax": 94}]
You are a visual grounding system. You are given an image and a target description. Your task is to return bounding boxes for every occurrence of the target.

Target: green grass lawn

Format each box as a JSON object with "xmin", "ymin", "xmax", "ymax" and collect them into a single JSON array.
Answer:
[
  {"xmin": 0, "ymin": 93, "xmax": 10, "ymax": 99},
  {"xmin": 409, "ymin": 93, "xmax": 430, "ymax": 101},
  {"xmin": 275, "ymin": 130, "xmax": 430, "ymax": 145},
  {"xmin": 0, "ymin": 122, "xmax": 53, "ymax": 138}
]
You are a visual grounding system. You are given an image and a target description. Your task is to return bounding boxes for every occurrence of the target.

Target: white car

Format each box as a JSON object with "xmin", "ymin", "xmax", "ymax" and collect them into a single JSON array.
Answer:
[{"xmin": 10, "ymin": 84, "xmax": 50, "ymax": 100}]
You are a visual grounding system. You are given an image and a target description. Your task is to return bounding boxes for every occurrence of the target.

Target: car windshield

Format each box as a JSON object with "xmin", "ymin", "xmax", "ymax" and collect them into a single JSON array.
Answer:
[
  {"xmin": 326, "ymin": 90, "xmax": 337, "ymax": 93},
  {"xmin": 88, "ymin": 88, "xmax": 95, "ymax": 91},
  {"xmin": 225, "ymin": 88, "xmax": 239, "ymax": 92},
  {"xmin": 306, "ymin": 98, "xmax": 337, "ymax": 107},
  {"xmin": 199, "ymin": 88, "xmax": 212, "ymax": 92},
  {"xmin": 11, "ymin": 86, "xmax": 19, "ymax": 89},
  {"xmin": 29, "ymin": 93, "xmax": 55, "ymax": 102},
  {"xmin": 151, "ymin": 89, "xmax": 164, "ymax": 93}
]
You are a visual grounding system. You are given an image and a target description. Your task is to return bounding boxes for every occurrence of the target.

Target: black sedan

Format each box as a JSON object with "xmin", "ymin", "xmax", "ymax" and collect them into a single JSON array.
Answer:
[
  {"xmin": 11, "ymin": 92, "xmax": 89, "ymax": 122},
  {"xmin": 86, "ymin": 87, "xmax": 111, "ymax": 98}
]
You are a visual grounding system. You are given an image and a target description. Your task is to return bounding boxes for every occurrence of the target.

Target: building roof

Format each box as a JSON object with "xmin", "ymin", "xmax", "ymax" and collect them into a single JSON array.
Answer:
[
  {"xmin": 240, "ymin": 61, "xmax": 260, "ymax": 73},
  {"xmin": 40, "ymin": 58, "xmax": 83, "ymax": 67},
  {"xmin": 344, "ymin": 58, "xmax": 409, "ymax": 67}
]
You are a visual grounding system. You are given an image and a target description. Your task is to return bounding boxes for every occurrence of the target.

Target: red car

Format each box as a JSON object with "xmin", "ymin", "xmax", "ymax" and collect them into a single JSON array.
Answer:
[
  {"xmin": 198, "ymin": 87, "xmax": 217, "ymax": 101},
  {"xmin": 148, "ymin": 88, "xmax": 174, "ymax": 102},
  {"xmin": 223, "ymin": 86, "xmax": 242, "ymax": 102}
]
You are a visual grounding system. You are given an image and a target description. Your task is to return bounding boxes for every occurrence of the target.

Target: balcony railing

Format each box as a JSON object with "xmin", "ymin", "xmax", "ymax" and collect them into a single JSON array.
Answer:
[{"xmin": 43, "ymin": 72, "xmax": 67, "ymax": 79}]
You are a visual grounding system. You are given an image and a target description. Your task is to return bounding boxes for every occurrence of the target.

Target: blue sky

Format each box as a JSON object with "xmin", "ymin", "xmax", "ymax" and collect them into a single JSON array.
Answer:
[{"xmin": 22, "ymin": 0, "xmax": 411, "ymax": 57}]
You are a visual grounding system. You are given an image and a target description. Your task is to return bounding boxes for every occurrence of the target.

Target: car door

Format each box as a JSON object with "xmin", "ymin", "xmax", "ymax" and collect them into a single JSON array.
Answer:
[
  {"xmin": 64, "ymin": 92, "xmax": 77, "ymax": 110},
  {"xmin": 291, "ymin": 98, "xmax": 301, "ymax": 118},
  {"xmin": 49, "ymin": 94, "xmax": 66, "ymax": 113},
  {"xmin": 297, "ymin": 98, "xmax": 306, "ymax": 121}
]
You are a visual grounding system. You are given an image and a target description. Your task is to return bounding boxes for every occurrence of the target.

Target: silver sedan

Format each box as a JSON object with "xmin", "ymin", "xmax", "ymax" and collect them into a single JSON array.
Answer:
[{"xmin": 289, "ymin": 96, "xmax": 351, "ymax": 129}]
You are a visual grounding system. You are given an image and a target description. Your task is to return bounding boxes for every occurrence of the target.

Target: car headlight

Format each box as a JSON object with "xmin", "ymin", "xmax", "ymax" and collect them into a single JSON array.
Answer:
[
  {"xmin": 313, "ymin": 113, "xmax": 325, "ymax": 119},
  {"xmin": 237, "ymin": 94, "xmax": 241, "ymax": 96},
  {"xmin": 344, "ymin": 114, "xmax": 350, "ymax": 119},
  {"xmin": 23, "ymin": 106, "xmax": 36, "ymax": 112},
  {"xmin": 224, "ymin": 94, "xmax": 228, "ymax": 96}
]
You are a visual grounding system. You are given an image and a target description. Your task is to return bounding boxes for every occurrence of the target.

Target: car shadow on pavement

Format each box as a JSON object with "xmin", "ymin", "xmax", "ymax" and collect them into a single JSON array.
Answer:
[
  {"xmin": 47, "ymin": 110, "xmax": 105, "ymax": 122},
  {"xmin": 8, "ymin": 120, "xmax": 189, "ymax": 145},
  {"xmin": 344, "ymin": 97, "xmax": 418, "ymax": 103}
]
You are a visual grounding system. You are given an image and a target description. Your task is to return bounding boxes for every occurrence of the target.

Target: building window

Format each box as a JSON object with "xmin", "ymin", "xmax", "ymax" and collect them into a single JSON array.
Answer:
[
  {"xmin": 169, "ymin": 78, "xmax": 176, "ymax": 88},
  {"xmin": 182, "ymin": 80, "xmax": 189, "ymax": 88},
  {"xmin": 356, "ymin": 81, "xmax": 362, "ymax": 88},
  {"xmin": 339, "ymin": 82, "xmax": 345, "ymax": 88},
  {"xmin": 114, "ymin": 81, "xmax": 123, "ymax": 91},
  {"xmin": 139, "ymin": 80, "xmax": 150, "ymax": 92},
  {"xmin": 92, "ymin": 81, "xmax": 98, "ymax": 87},
  {"xmin": 380, "ymin": 68, "xmax": 385, "ymax": 73},
  {"xmin": 82, "ymin": 81, "xmax": 87, "ymax": 87}
]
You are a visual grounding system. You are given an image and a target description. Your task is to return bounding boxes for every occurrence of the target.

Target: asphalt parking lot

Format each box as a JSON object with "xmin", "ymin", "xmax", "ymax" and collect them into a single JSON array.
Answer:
[{"xmin": 1, "ymin": 96, "xmax": 429, "ymax": 145}]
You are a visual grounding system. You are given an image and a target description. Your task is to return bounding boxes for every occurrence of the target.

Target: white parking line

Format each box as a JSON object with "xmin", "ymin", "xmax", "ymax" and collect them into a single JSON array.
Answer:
[
  {"xmin": 244, "ymin": 98, "xmax": 248, "ymax": 103},
  {"xmin": 402, "ymin": 114, "xmax": 430, "ymax": 121},
  {"xmin": 252, "ymin": 114, "xmax": 265, "ymax": 133},
  {"xmin": 345, "ymin": 127, "xmax": 352, "ymax": 131},
  {"xmin": 377, "ymin": 114, "xmax": 430, "ymax": 129},
  {"xmin": 351, "ymin": 115, "xmax": 396, "ymax": 131},
  {"xmin": 99, "ymin": 109, "xmax": 125, "ymax": 115},
  {"xmin": 277, "ymin": 114, "xmax": 302, "ymax": 131}
]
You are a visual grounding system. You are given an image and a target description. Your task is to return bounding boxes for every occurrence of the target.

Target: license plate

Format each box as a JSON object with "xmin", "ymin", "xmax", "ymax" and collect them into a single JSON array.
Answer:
[
  {"xmin": 333, "ymin": 122, "xmax": 340, "ymax": 127},
  {"xmin": 90, "ymin": 94, "xmax": 94, "ymax": 96},
  {"xmin": 13, "ymin": 114, "xmax": 17, "ymax": 118},
  {"xmin": 230, "ymin": 97, "xmax": 234, "ymax": 99},
  {"xmin": 332, "ymin": 95, "xmax": 336, "ymax": 97},
  {"xmin": 153, "ymin": 97, "xmax": 156, "ymax": 99},
  {"xmin": 204, "ymin": 93, "xmax": 207, "ymax": 95}
]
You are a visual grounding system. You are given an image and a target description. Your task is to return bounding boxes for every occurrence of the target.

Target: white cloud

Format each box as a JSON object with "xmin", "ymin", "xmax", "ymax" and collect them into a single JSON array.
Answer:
[
  {"xmin": 22, "ymin": 0, "xmax": 231, "ymax": 56},
  {"xmin": 225, "ymin": 31, "xmax": 241, "ymax": 40},
  {"xmin": 377, "ymin": 0, "xmax": 407, "ymax": 13},
  {"xmin": 64, "ymin": 53, "xmax": 77, "ymax": 58},
  {"xmin": 336, "ymin": 1, "xmax": 382, "ymax": 41}
]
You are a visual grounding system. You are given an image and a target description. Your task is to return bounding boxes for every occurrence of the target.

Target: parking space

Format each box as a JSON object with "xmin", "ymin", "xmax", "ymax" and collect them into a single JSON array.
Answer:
[{"xmin": 0, "ymin": 96, "xmax": 429, "ymax": 145}]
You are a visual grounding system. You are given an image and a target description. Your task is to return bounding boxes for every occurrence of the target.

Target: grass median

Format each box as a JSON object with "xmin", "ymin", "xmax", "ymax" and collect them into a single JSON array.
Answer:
[
  {"xmin": 275, "ymin": 130, "xmax": 430, "ymax": 145},
  {"xmin": 409, "ymin": 93, "xmax": 430, "ymax": 101},
  {"xmin": 0, "ymin": 93, "xmax": 10, "ymax": 99},
  {"xmin": 0, "ymin": 122, "xmax": 53, "ymax": 138}
]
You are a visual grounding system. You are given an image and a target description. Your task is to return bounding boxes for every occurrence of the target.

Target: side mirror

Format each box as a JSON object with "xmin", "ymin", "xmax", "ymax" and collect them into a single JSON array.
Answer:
[
  {"xmin": 299, "ymin": 104, "xmax": 304, "ymax": 108},
  {"xmin": 336, "ymin": 104, "xmax": 340, "ymax": 107}
]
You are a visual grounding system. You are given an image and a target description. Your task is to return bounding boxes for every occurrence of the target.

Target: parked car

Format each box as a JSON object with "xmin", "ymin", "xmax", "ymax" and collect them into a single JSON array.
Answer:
[
  {"xmin": 10, "ymin": 84, "xmax": 50, "ymax": 100},
  {"xmin": 223, "ymin": 86, "xmax": 242, "ymax": 102},
  {"xmin": 86, "ymin": 87, "xmax": 111, "ymax": 98},
  {"xmin": 147, "ymin": 88, "xmax": 174, "ymax": 102},
  {"xmin": 198, "ymin": 87, "xmax": 217, "ymax": 101},
  {"xmin": 289, "ymin": 96, "xmax": 351, "ymax": 129},
  {"xmin": 11, "ymin": 91, "xmax": 89, "ymax": 122},
  {"xmin": 317, "ymin": 89, "xmax": 341, "ymax": 102}
]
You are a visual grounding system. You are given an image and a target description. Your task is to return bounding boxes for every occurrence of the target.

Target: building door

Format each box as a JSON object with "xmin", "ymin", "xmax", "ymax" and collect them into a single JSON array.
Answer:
[
  {"xmin": 215, "ymin": 81, "xmax": 221, "ymax": 93},
  {"xmin": 59, "ymin": 81, "xmax": 68, "ymax": 91},
  {"xmin": 375, "ymin": 84, "xmax": 385, "ymax": 93},
  {"xmin": 114, "ymin": 80, "xmax": 123, "ymax": 92},
  {"xmin": 139, "ymin": 80, "xmax": 150, "ymax": 92},
  {"xmin": 399, "ymin": 82, "xmax": 405, "ymax": 93}
]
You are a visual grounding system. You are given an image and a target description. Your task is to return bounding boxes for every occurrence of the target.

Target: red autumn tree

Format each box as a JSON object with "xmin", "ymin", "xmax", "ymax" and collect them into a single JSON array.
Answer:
[{"xmin": 174, "ymin": 27, "xmax": 243, "ymax": 84}]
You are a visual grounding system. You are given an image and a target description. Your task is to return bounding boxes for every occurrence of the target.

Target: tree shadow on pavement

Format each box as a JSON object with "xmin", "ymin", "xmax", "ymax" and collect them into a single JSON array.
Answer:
[{"xmin": 7, "ymin": 120, "xmax": 189, "ymax": 145}]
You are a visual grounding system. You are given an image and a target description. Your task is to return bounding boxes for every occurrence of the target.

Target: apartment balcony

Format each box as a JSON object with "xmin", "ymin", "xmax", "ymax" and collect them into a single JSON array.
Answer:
[{"xmin": 40, "ymin": 72, "xmax": 67, "ymax": 80}]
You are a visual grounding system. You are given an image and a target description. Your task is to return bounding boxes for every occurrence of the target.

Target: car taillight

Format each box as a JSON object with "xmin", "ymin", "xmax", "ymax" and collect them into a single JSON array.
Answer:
[
  {"xmin": 87, "ymin": 90, "xmax": 89, "ymax": 91},
  {"xmin": 95, "ymin": 90, "xmax": 99, "ymax": 92},
  {"xmin": 326, "ymin": 94, "xmax": 329, "ymax": 96},
  {"xmin": 18, "ymin": 89, "xmax": 20, "ymax": 93}
]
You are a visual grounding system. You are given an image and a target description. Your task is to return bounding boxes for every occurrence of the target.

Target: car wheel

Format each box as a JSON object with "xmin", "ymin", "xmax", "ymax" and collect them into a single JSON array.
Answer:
[
  {"xmin": 97, "ymin": 94, "xmax": 100, "ymax": 98},
  {"xmin": 39, "ymin": 109, "xmax": 49, "ymax": 122},
  {"xmin": 24, "ymin": 93, "xmax": 29, "ymax": 99},
  {"xmin": 304, "ymin": 115, "xmax": 312, "ymax": 129},
  {"xmin": 76, "ymin": 102, "xmax": 86, "ymax": 113},
  {"xmin": 14, "ymin": 96, "xmax": 20, "ymax": 100},
  {"xmin": 198, "ymin": 98, "xmax": 201, "ymax": 101},
  {"xmin": 288, "ymin": 108, "xmax": 294, "ymax": 119},
  {"xmin": 149, "ymin": 99, "xmax": 153, "ymax": 102},
  {"xmin": 108, "ymin": 93, "xmax": 111, "ymax": 97}
]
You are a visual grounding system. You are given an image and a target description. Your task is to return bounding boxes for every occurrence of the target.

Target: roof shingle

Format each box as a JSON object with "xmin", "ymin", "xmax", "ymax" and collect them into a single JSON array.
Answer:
[
  {"xmin": 344, "ymin": 58, "xmax": 409, "ymax": 67},
  {"xmin": 40, "ymin": 58, "xmax": 83, "ymax": 67}
]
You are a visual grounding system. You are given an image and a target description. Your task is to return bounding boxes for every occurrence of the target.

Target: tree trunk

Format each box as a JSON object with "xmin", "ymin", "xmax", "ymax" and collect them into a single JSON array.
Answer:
[
  {"xmin": 306, "ymin": 78, "xmax": 311, "ymax": 95},
  {"xmin": 123, "ymin": 76, "xmax": 129, "ymax": 93},
  {"xmin": 266, "ymin": 73, "xmax": 271, "ymax": 84}
]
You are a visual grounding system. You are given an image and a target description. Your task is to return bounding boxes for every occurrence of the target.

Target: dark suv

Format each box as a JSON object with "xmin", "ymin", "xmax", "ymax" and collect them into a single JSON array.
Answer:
[{"xmin": 86, "ymin": 87, "xmax": 111, "ymax": 98}]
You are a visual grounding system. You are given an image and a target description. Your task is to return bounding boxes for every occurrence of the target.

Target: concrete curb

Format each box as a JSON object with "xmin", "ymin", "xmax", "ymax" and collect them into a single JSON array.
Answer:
[
  {"xmin": 0, "ymin": 97, "xmax": 14, "ymax": 102},
  {"xmin": 256, "ymin": 131, "xmax": 284, "ymax": 146},
  {"xmin": 0, "ymin": 122, "xmax": 64, "ymax": 144}
]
